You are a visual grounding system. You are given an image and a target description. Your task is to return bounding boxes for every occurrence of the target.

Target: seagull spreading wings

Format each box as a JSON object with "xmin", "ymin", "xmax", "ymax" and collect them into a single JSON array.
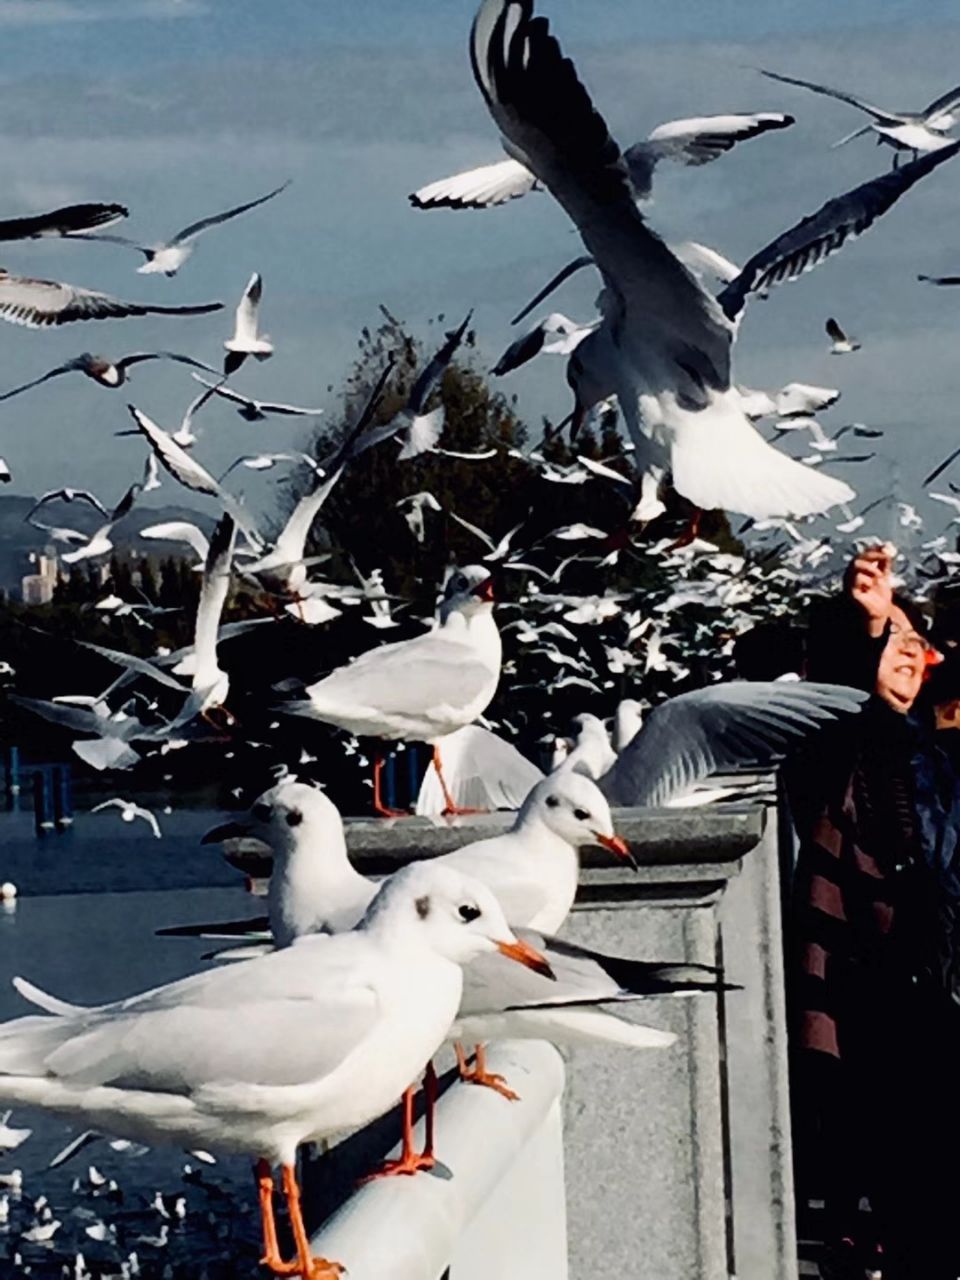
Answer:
[
  {"xmin": 825, "ymin": 317, "xmax": 860, "ymax": 355},
  {"xmin": 0, "ymin": 351, "xmax": 220, "ymax": 404},
  {"xmin": 757, "ymin": 68, "xmax": 960, "ymax": 157},
  {"xmin": 139, "ymin": 520, "xmax": 210, "ymax": 565},
  {"xmin": 90, "ymin": 798, "xmax": 162, "ymax": 839},
  {"xmin": 410, "ymin": 112, "xmax": 793, "ymax": 210},
  {"xmin": 358, "ymin": 313, "xmax": 471, "ymax": 460},
  {"xmin": 128, "ymin": 404, "xmax": 263, "ymax": 550},
  {"xmin": 469, "ymin": 0, "xmax": 859, "ymax": 520},
  {"xmin": 28, "ymin": 488, "xmax": 108, "ymax": 520},
  {"xmin": 492, "ymin": 312, "xmax": 597, "ymax": 377},
  {"xmin": 0, "ymin": 272, "xmax": 222, "ymax": 330},
  {"xmin": 0, "ymin": 203, "xmax": 127, "ymax": 242},
  {"xmin": 59, "ymin": 483, "xmax": 141, "ymax": 566},
  {"xmin": 601, "ymin": 682, "xmax": 870, "ymax": 807},
  {"xmin": 190, "ymin": 374, "xmax": 323, "ymax": 421},
  {"xmin": 72, "ymin": 181, "xmax": 291, "ymax": 277}
]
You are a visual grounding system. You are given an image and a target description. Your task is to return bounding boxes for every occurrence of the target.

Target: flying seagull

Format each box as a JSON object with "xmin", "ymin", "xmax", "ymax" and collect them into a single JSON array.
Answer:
[
  {"xmin": 473, "ymin": 1, "xmax": 959, "ymax": 521},
  {"xmin": 223, "ymin": 273, "xmax": 273, "ymax": 376},
  {"xmin": 71, "ymin": 181, "xmax": 291, "ymax": 276},
  {"xmin": 825, "ymin": 318, "xmax": 860, "ymax": 354},
  {"xmin": 0, "ymin": 351, "xmax": 220, "ymax": 404},
  {"xmin": 0, "ymin": 272, "xmax": 222, "ymax": 329},
  {"xmin": 190, "ymin": 374, "xmax": 324, "ymax": 421},
  {"xmin": 758, "ymin": 68, "xmax": 960, "ymax": 159},
  {"xmin": 0, "ymin": 203, "xmax": 127, "ymax": 242},
  {"xmin": 918, "ymin": 273, "xmax": 960, "ymax": 286},
  {"xmin": 59, "ymin": 483, "xmax": 141, "ymax": 566},
  {"xmin": 410, "ymin": 113, "xmax": 794, "ymax": 210}
]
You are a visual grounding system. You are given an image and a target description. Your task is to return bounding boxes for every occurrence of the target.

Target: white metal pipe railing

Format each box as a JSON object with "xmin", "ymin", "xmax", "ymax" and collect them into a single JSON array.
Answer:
[{"xmin": 309, "ymin": 1041, "xmax": 567, "ymax": 1280}]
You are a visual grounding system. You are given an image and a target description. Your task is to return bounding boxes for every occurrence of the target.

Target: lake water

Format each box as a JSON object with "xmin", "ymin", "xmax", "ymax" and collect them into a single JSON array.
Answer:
[{"xmin": 0, "ymin": 804, "xmax": 273, "ymax": 1277}]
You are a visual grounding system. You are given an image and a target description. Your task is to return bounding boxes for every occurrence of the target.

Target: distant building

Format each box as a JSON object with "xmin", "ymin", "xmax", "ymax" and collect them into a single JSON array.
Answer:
[{"xmin": 20, "ymin": 551, "xmax": 58, "ymax": 606}]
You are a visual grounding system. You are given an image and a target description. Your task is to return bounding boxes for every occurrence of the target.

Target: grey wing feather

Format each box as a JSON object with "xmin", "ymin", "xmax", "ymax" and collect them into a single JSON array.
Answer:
[
  {"xmin": 719, "ymin": 141, "xmax": 960, "ymax": 320},
  {"xmin": 170, "ymin": 181, "xmax": 291, "ymax": 245},
  {"xmin": 755, "ymin": 69, "xmax": 895, "ymax": 122},
  {"xmin": 407, "ymin": 311, "xmax": 472, "ymax": 415},
  {"xmin": 600, "ymin": 681, "xmax": 869, "ymax": 807},
  {"xmin": 0, "ymin": 362, "xmax": 82, "ymax": 403},
  {"xmin": 923, "ymin": 85, "xmax": 960, "ymax": 120}
]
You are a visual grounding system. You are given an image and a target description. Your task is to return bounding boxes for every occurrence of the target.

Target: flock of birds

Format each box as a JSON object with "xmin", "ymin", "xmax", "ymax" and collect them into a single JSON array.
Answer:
[{"xmin": 2, "ymin": 0, "xmax": 960, "ymax": 1275}]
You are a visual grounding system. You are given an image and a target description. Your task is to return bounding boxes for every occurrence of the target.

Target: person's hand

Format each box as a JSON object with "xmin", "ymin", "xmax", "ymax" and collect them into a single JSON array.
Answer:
[{"xmin": 844, "ymin": 545, "xmax": 895, "ymax": 637}]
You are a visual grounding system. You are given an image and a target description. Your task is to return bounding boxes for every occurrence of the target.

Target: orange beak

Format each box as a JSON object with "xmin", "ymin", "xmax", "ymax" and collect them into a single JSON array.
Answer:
[
  {"xmin": 595, "ymin": 831, "xmax": 639, "ymax": 872},
  {"xmin": 496, "ymin": 938, "xmax": 555, "ymax": 980}
]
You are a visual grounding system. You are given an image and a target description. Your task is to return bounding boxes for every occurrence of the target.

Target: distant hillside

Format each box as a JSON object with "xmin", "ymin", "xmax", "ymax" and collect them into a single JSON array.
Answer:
[{"xmin": 0, "ymin": 494, "xmax": 215, "ymax": 596}]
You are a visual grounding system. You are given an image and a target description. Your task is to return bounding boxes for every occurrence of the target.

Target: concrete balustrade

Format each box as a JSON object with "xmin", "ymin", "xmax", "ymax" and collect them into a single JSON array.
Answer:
[{"xmin": 304, "ymin": 796, "xmax": 795, "ymax": 1280}]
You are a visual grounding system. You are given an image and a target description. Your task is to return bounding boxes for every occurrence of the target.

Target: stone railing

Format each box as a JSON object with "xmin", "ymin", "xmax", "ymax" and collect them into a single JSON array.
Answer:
[{"xmin": 305, "ymin": 797, "xmax": 795, "ymax": 1280}]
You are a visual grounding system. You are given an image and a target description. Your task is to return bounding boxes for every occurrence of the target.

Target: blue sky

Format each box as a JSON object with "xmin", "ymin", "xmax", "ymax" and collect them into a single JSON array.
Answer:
[{"xmin": 0, "ymin": 0, "xmax": 958, "ymax": 555}]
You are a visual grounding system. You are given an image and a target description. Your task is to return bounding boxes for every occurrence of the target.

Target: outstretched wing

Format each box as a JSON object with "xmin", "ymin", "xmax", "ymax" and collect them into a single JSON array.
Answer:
[
  {"xmin": 410, "ymin": 158, "xmax": 537, "ymax": 210},
  {"xmin": 0, "ymin": 274, "xmax": 222, "ymax": 329},
  {"xmin": 171, "ymin": 181, "xmax": 291, "ymax": 245},
  {"xmin": 718, "ymin": 141, "xmax": 960, "ymax": 321},
  {"xmin": 0, "ymin": 203, "xmax": 128, "ymax": 241},
  {"xmin": 601, "ymin": 681, "xmax": 869, "ymax": 807},
  {"xmin": 756, "ymin": 69, "xmax": 897, "ymax": 122},
  {"xmin": 626, "ymin": 112, "xmax": 794, "ymax": 198}
]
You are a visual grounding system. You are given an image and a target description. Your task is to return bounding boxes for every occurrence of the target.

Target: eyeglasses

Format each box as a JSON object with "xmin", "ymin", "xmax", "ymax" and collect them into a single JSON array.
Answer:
[{"xmin": 888, "ymin": 620, "xmax": 943, "ymax": 666}]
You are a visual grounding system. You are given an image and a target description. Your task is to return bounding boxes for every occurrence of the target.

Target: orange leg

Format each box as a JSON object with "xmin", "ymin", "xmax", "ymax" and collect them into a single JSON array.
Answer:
[
  {"xmin": 667, "ymin": 508, "xmax": 703, "ymax": 552},
  {"xmin": 359, "ymin": 1080, "xmax": 436, "ymax": 1182},
  {"xmin": 372, "ymin": 752, "xmax": 407, "ymax": 819},
  {"xmin": 255, "ymin": 1160, "xmax": 299, "ymax": 1276},
  {"xmin": 420, "ymin": 1060, "xmax": 437, "ymax": 1163},
  {"xmin": 455, "ymin": 1042, "xmax": 519, "ymax": 1102},
  {"xmin": 281, "ymin": 1164, "xmax": 344, "ymax": 1279},
  {"xmin": 433, "ymin": 745, "xmax": 487, "ymax": 817}
]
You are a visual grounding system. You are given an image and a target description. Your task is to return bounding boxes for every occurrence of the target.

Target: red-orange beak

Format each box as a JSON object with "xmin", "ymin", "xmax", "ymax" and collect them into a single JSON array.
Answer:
[
  {"xmin": 473, "ymin": 577, "xmax": 495, "ymax": 603},
  {"xmin": 496, "ymin": 938, "xmax": 555, "ymax": 980},
  {"xmin": 594, "ymin": 831, "xmax": 639, "ymax": 872}
]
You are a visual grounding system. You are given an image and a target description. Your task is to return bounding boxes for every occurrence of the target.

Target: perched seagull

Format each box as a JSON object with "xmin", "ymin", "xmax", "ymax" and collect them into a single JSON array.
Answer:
[
  {"xmin": 223, "ymin": 273, "xmax": 273, "ymax": 376},
  {"xmin": 826, "ymin": 317, "xmax": 860, "ymax": 354},
  {"xmin": 129, "ymin": 404, "xmax": 263, "ymax": 550},
  {"xmin": 59, "ymin": 483, "xmax": 140, "ymax": 566},
  {"xmin": 492, "ymin": 312, "xmax": 597, "ymax": 377},
  {"xmin": 0, "ymin": 351, "xmax": 220, "ymax": 405},
  {"xmin": 139, "ymin": 520, "xmax": 210, "ymax": 566},
  {"xmin": 361, "ymin": 313, "xmax": 472, "ymax": 460},
  {"xmin": 90, "ymin": 799, "xmax": 162, "ymax": 840},
  {"xmin": 190, "ymin": 374, "xmax": 324, "ymax": 421},
  {"xmin": 0, "ymin": 272, "xmax": 222, "ymax": 329},
  {"xmin": 287, "ymin": 565, "xmax": 501, "ymax": 815},
  {"xmin": 0, "ymin": 863, "xmax": 548, "ymax": 1277},
  {"xmin": 410, "ymin": 112, "xmax": 794, "ymax": 209},
  {"xmin": 73, "ymin": 181, "xmax": 291, "ymax": 276},
  {"xmin": 758, "ymin": 68, "xmax": 960, "ymax": 159},
  {"xmin": 0, "ymin": 202, "xmax": 127, "ymax": 240}
]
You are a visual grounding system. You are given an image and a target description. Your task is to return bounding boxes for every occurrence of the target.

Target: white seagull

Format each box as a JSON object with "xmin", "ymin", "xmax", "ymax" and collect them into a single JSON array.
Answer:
[
  {"xmin": 0, "ymin": 272, "xmax": 222, "ymax": 330},
  {"xmin": 287, "ymin": 565, "xmax": 501, "ymax": 815},
  {"xmin": 139, "ymin": 520, "xmax": 210, "ymax": 566},
  {"xmin": 90, "ymin": 798, "xmax": 162, "ymax": 840},
  {"xmin": 59, "ymin": 482, "xmax": 140, "ymax": 566},
  {"xmin": 758, "ymin": 68, "xmax": 960, "ymax": 159},
  {"xmin": 472, "ymin": 0, "xmax": 958, "ymax": 520},
  {"xmin": 410, "ymin": 112, "xmax": 794, "ymax": 209},
  {"xmin": 190, "ymin": 373, "xmax": 324, "ymax": 421},
  {"xmin": 826, "ymin": 317, "xmax": 860, "ymax": 354},
  {"xmin": 0, "ymin": 863, "xmax": 548, "ymax": 1279},
  {"xmin": 491, "ymin": 312, "xmax": 597, "ymax": 377},
  {"xmin": 74, "ymin": 181, "xmax": 291, "ymax": 276},
  {"xmin": 223, "ymin": 273, "xmax": 273, "ymax": 376}
]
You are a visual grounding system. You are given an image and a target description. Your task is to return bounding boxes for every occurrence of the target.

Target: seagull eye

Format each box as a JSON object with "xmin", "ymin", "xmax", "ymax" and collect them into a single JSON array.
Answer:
[
  {"xmin": 459, "ymin": 903, "xmax": 482, "ymax": 923},
  {"xmin": 545, "ymin": 795, "xmax": 560, "ymax": 809},
  {"xmin": 286, "ymin": 810, "xmax": 303, "ymax": 828},
  {"xmin": 573, "ymin": 808, "xmax": 590, "ymax": 822},
  {"xmin": 253, "ymin": 804, "xmax": 272, "ymax": 822}
]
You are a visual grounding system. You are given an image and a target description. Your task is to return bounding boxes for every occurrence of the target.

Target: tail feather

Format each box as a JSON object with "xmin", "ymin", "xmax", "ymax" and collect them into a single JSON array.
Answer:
[
  {"xmin": 671, "ymin": 393, "xmax": 854, "ymax": 518},
  {"xmin": 0, "ymin": 1013, "xmax": 77, "ymax": 1076}
]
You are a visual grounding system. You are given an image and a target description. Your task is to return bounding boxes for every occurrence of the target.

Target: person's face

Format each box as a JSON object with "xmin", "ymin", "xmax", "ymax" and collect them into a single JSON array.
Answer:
[{"xmin": 876, "ymin": 606, "xmax": 928, "ymax": 713}]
